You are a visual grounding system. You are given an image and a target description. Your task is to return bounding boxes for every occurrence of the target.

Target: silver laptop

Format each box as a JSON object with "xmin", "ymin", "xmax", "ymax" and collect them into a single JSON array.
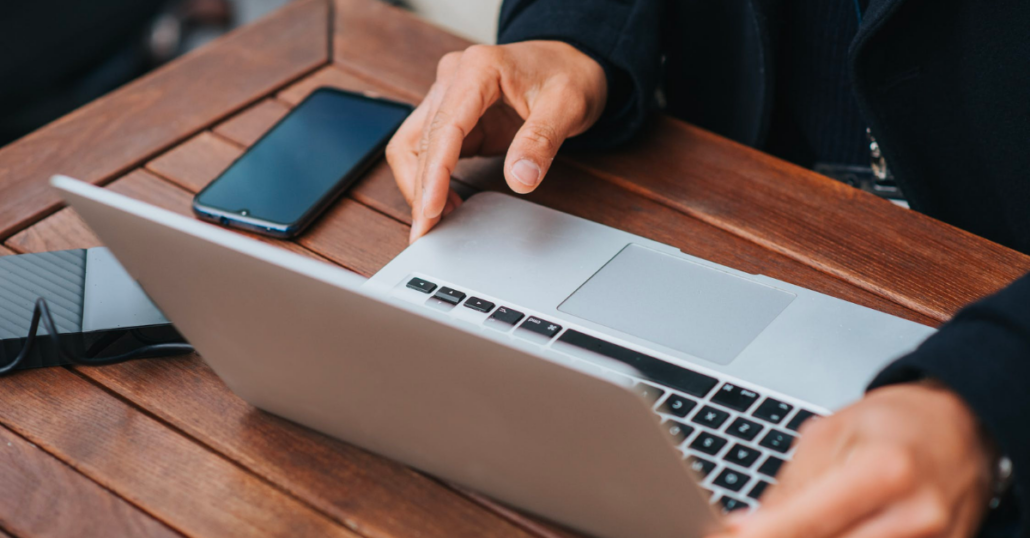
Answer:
[{"xmin": 53, "ymin": 175, "xmax": 934, "ymax": 538}]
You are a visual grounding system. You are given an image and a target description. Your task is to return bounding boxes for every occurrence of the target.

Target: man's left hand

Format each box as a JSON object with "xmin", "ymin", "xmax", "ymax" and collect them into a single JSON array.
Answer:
[{"xmin": 714, "ymin": 383, "xmax": 994, "ymax": 538}]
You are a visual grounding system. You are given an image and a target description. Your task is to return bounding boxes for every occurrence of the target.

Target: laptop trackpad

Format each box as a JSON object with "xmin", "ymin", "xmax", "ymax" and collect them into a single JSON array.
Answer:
[{"xmin": 558, "ymin": 244, "xmax": 795, "ymax": 366}]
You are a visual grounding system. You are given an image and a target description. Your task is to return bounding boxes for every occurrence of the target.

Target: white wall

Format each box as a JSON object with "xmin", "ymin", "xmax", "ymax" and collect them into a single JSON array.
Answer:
[{"xmin": 405, "ymin": 0, "xmax": 503, "ymax": 43}]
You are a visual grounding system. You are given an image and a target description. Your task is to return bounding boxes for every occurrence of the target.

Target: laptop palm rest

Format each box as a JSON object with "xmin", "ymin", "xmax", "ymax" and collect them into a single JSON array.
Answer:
[{"xmin": 558, "ymin": 244, "xmax": 796, "ymax": 366}]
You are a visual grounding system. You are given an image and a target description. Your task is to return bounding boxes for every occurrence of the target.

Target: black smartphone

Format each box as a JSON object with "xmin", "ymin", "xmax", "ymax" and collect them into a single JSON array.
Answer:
[{"xmin": 192, "ymin": 88, "xmax": 413, "ymax": 238}]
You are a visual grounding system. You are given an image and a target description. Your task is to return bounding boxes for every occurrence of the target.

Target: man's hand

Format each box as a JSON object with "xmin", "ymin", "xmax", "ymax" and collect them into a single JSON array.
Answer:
[
  {"xmin": 385, "ymin": 41, "xmax": 608, "ymax": 243},
  {"xmin": 715, "ymin": 383, "xmax": 995, "ymax": 538}
]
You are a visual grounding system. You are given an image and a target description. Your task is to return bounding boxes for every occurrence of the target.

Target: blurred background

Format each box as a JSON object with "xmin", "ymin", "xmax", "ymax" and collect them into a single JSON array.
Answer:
[{"xmin": 0, "ymin": 0, "xmax": 500, "ymax": 147}]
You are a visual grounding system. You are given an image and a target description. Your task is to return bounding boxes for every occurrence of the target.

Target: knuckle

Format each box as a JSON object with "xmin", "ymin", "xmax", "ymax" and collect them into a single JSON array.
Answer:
[
  {"xmin": 463, "ymin": 44, "xmax": 503, "ymax": 66},
  {"xmin": 876, "ymin": 447, "xmax": 917, "ymax": 492},
  {"xmin": 521, "ymin": 123, "xmax": 562, "ymax": 153},
  {"xmin": 428, "ymin": 113, "xmax": 466, "ymax": 140},
  {"xmin": 437, "ymin": 51, "xmax": 461, "ymax": 77}
]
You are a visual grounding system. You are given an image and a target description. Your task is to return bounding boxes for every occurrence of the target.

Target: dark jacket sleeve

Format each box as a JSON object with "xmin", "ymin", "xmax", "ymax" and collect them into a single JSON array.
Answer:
[
  {"xmin": 869, "ymin": 272, "xmax": 1030, "ymax": 537},
  {"xmin": 497, "ymin": 0, "xmax": 664, "ymax": 149}
]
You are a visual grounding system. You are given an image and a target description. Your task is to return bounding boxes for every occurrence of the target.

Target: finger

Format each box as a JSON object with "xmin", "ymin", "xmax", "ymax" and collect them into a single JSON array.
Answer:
[
  {"xmin": 760, "ymin": 418, "xmax": 853, "ymax": 508},
  {"xmin": 838, "ymin": 492, "xmax": 949, "ymax": 538},
  {"xmin": 409, "ymin": 210, "xmax": 440, "ymax": 244},
  {"xmin": 503, "ymin": 84, "xmax": 590, "ymax": 194},
  {"xmin": 409, "ymin": 52, "xmax": 463, "ymax": 237},
  {"xmin": 732, "ymin": 445, "xmax": 916, "ymax": 538},
  {"xmin": 418, "ymin": 47, "xmax": 504, "ymax": 222},
  {"xmin": 386, "ymin": 98, "xmax": 432, "ymax": 205}
]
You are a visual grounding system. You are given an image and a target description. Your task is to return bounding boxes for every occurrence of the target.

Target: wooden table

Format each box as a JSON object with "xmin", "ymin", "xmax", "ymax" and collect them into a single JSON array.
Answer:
[{"xmin": 1, "ymin": 1, "xmax": 1027, "ymax": 536}]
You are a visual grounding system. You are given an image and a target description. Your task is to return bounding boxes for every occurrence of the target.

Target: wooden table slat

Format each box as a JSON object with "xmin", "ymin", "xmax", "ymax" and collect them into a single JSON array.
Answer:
[
  {"xmin": 0, "ymin": 368, "xmax": 358, "ymax": 538},
  {"xmin": 333, "ymin": 0, "xmax": 469, "ymax": 97},
  {"xmin": 277, "ymin": 65, "xmax": 419, "ymax": 106},
  {"xmin": 0, "ymin": 0, "xmax": 328, "ymax": 241},
  {"xmin": 570, "ymin": 121, "xmax": 1030, "ymax": 320},
  {"xmin": 213, "ymin": 99, "xmax": 291, "ymax": 147},
  {"xmin": 146, "ymin": 132, "xmax": 245, "ymax": 193},
  {"xmin": 0, "ymin": 425, "xmax": 181, "ymax": 538}
]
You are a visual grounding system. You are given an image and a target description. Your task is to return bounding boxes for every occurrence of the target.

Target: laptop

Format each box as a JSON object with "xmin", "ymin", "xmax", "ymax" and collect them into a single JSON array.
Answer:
[{"xmin": 52, "ymin": 175, "xmax": 934, "ymax": 538}]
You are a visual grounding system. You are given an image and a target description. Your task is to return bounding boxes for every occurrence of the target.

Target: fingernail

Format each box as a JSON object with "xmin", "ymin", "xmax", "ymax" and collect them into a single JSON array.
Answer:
[{"xmin": 512, "ymin": 159, "xmax": 541, "ymax": 188}]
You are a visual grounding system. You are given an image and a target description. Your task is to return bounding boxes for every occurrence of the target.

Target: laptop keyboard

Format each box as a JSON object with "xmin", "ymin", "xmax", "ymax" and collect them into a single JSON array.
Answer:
[{"xmin": 402, "ymin": 276, "xmax": 823, "ymax": 513}]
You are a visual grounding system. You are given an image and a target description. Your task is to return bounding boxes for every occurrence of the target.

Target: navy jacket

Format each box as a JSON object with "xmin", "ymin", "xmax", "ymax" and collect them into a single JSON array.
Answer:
[{"xmin": 499, "ymin": 0, "xmax": 1029, "ymax": 535}]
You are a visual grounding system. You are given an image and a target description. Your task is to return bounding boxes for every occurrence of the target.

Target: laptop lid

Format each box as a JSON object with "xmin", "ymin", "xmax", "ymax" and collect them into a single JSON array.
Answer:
[{"xmin": 52, "ymin": 175, "xmax": 721, "ymax": 538}]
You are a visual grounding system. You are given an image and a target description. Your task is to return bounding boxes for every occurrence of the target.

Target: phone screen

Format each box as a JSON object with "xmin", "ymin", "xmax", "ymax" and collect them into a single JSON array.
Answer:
[{"xmin": 194, "ymin": 89, "xmax": 411, "ymax": 229}]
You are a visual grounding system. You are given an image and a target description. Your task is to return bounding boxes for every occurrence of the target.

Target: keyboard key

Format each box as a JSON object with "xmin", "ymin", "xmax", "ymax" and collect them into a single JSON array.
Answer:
[
  {"xmin": 659, "ymin": 394, "xmax": 697, "ymax": 418},
  {"xmin": 662, "ymin": 419, "xmax": 694, "ymax": 445},
  {"xmin": 691, "ymin": 406, "xmax": 730, "ymax": 429},
  {"xmin": 434, "ymin": 287, "xmax": 466, "ymax": 305},
  {"xmin": 753, "ymin": 398, "xmax": 793, "ymax": 424},
  {"xmin": 758, "ymin": 456, "xmax": 786, "ymax": 478},
  {"xmin": 748, "ymin": 480, "xmax": 771, "ymax": 500},
  {"xmin": 463, "ymin": 297, "xmax": 495, "ymax": 313},
  {"xmin": 726, "ymin": 417, "xmax": 763, "ymax": 441},
  {"xmin": 759, "ymin": 430, "xmax": 796, "ymax": 453},
  {"xmin": 487, "ymin": 306, "xmax": 525, "ymax": 327},
  {"xmin": 689, "ymin": 432, "xmax": 728, "ymax": 456},
  {"xmin": 711, "ymin": 383, "xmax": 760, "ymax": 412},
  {"xmin": 634, "ymin": 384, "xmax": 666, "ymax": 404},
  {"xmin": 686, "ymin": 456, "xmax": 717, "ymax": 477},
  {"xmin": 786, "ymin": 409, "xmax": 821, "ymax": 431},
  {"xmin": 519, "ymin": 317, "xmax": 563, "ymax": 339},
  {"xmin": 719, "ymin": 496, "xmax": 751, "ymax": 513},
  {"xmin": 713, "ymin": 468, "xmax": 751, "ymax": 492},
  {"xmin": 556, "ymin": 330, "xmax": 718, "ymax": 397},
  {"xmin": 406, "ymin": 277, "xmax": 437, "ymax": 294},
  {"xmin": 723, "ymin": 444, "xmax": 762, "ymax": 468}
]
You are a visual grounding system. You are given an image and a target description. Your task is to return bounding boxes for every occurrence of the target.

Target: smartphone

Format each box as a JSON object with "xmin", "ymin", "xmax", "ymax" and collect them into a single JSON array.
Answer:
[{"xmin": 192, "ymin": 88, "xmax": 413, "ymax": 238}]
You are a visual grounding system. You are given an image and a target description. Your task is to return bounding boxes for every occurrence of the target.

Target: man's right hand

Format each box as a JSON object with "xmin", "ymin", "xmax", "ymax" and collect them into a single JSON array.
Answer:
[{"xmin": 385, "ymin": 41, "xmax": 608, "ymax": 243}]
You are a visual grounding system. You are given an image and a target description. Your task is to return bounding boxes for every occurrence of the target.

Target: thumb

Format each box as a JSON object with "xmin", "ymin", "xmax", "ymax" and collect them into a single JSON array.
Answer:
[{"xmin": 504, "ymin": 90, "xmax": 587, "ymax": 194}]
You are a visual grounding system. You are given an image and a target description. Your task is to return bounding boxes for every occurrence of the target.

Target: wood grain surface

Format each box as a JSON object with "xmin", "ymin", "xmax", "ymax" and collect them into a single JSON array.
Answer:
[
  {"xmin": 0, "ymin": 425, "xmax": 181, "ymax": 538},
  {"xmin": 0, "ymin": 368, "xmax": 359, "ymax": 538},
  {"xmin": 0, "ymin": 0, "xmax": 328, "ymax": 241},
  {"xmin": 213, "ymin": 99, "xmax": 290, "ymax": 147},
  {"xmin": 333, "ymin": 0, "xmax": 468, "ymax": 97}
]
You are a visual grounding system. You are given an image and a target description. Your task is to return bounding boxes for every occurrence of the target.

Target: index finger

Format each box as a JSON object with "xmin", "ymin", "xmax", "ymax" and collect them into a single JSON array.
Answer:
[{"xmin": 416, "ymin": 48, "xmax": 503, "ymax": 223}]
